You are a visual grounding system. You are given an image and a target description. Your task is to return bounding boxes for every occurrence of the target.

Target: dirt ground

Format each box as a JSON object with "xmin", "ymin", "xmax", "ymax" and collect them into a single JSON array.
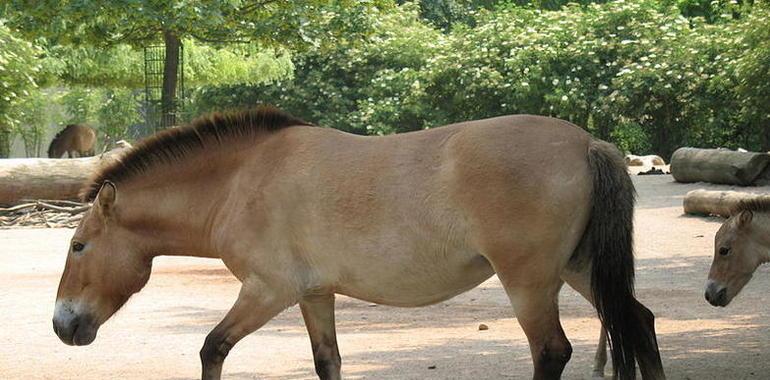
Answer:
[{"xmin": 1, "ymin": 175, "xmax": 768, "ymax": 380}]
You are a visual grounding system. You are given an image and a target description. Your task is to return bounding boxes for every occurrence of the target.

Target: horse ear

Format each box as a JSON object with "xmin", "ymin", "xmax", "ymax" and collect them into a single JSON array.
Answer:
[
  {"xmin": 737, "ymin": 210, "xmax": 753, "ymax": 228},
  {"xmin": 96, "ymin": 181, "xmax": 117, "ymax": 216}
]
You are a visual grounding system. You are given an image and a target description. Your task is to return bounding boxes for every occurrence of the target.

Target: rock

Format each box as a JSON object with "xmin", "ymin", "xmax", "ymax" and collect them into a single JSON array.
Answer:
[{"xmin": 478, "ymin": 323, "xmax": 489, "ymax": 331}]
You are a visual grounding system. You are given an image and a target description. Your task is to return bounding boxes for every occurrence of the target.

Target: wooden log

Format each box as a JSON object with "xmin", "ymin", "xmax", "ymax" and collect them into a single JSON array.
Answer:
[
  {"xmin": 671, "ymin": 147, "xmax": 770, "ymax": 186},
  {"xmin": 683, "ymin": 189, "xmax": 770, "ymax": 218},
  {"xmin": 0, "ymin": 147, "xmax": 129, "ymax": 206}
]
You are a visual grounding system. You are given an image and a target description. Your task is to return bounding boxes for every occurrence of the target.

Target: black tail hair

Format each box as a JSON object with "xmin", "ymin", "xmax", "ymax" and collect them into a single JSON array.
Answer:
[{"xmin": 573, "ymin": 139, "xmax": 660, "ymax": 379}]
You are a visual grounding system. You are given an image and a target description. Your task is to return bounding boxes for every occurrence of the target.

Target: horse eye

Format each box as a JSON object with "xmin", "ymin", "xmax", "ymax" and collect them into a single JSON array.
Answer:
[
  {"xmin": 719, "ymin": 247, "xmax": 730, "ymax": 257},
  {"xmin": 72, "ymin": 242, "xmax": 85, "ymax": 253}
]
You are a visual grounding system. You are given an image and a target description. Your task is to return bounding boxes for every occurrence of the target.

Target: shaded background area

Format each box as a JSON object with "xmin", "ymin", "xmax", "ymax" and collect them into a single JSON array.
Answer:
[{"xmin": 1, "ymin": 175, "xmax": 768, "ymax": 379}]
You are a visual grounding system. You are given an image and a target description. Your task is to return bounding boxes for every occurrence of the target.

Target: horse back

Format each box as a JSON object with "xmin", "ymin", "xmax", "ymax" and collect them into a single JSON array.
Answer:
[{"xmin": 215, "ymin": 118, "xmax": 595, "ymax": 304}]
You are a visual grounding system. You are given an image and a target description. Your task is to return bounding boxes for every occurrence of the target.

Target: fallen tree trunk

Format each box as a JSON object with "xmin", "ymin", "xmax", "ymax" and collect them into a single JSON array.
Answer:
[
  {"xmin": 683, "ymin": 189, "xmax": 770, "ymax": 218},
  {"xmin": 671, "ymin": 147, "xmax": 770, "ymax": 186},
  {"xmin": 0, "ymin": 147, "xmax": 128, "ymax": 206}
]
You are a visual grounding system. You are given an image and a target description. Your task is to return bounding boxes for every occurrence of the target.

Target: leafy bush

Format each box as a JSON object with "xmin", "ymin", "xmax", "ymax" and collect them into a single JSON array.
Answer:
[
  {"xmin": 97, "ymin": 89, "xmax": 143, "ymax": 144},
  {"xmin": 0, "ymin": 22, "xmax": 42, "ymax": 157},
  {"xmin": 186, "ymin": 0, "xmax": 770, "ymax": 157}
]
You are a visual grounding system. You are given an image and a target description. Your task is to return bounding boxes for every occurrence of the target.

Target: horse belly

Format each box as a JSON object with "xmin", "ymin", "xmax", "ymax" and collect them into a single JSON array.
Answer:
[{"xmin": 336, "ymin": 250, "xmax": 495, "ymax": 307}]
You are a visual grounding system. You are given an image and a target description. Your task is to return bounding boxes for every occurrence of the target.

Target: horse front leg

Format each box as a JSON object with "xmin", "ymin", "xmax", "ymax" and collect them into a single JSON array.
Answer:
[
  {"xmin": 200, "ymin": 284, "xmax": 294, "ymax": 380},
  {"xmin": 300, "ymin": 294, "xmax": 342, "ymax": 380}
]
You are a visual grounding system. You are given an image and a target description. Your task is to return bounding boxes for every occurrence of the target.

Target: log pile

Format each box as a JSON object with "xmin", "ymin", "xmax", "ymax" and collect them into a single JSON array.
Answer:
[
  {"xmin": 0, "ymin": 142, "xmax": 131, "ymax": 228},
  {"xmin": 0, "ymin": 200, "xmax": 90, "ymax": 228}
]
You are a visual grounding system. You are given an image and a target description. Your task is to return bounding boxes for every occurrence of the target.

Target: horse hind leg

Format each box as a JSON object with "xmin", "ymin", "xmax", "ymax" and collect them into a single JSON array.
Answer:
[
  {"xmin": 561, "ymin": 267, "xmax": 608, "ymax": 378},
  {"xmin": 593, "ymin": 328, "xmax": 609, "ymax": 378},
  {"xmin": 300, "ymin": 294, "xmax": 342, "ymax": 380},
  {"xmin": 633, "ymin": 300, "xmax": 665, "ymax": 380},
  {"xmin": 562, "ymin": 266, "xmax": 665, "ymax": 380},
  {"xmin": 496, "ymin": 266, "xmax": 572, "ymax": 380}
]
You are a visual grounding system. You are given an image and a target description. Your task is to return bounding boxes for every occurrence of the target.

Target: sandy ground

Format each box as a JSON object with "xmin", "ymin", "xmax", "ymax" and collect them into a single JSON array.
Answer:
[{"xmin": 1, "ymin": 175, "xmax": 769, "ymax": 380}]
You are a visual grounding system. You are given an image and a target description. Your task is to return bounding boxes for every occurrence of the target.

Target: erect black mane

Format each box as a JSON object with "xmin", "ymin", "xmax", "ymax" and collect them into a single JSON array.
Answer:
[{"xmin": 81, "ymin": 106, "xmax": 311, "ymax": 202}]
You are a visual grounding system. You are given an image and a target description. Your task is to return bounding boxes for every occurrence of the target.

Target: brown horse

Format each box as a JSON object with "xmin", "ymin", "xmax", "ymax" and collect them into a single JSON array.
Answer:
[
  {"xmin": 48, "ymin": 124, "xmax": 97, "ymax": 158},
  {"xmin": 52, "ymin": 107, "xmax": 665, "ymax": 380},
  {"xmin": 706, "ymin": 200, "xmax": 770, "ymax": 307}
]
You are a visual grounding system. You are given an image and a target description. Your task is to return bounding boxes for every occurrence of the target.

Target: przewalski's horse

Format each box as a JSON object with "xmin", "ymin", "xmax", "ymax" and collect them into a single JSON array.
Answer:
[
  {"xmin": 52, "ymin": 107, "xmax": 665, "ymax": 380},
  {"xmin": 48, "ymin": 124, "xmax": 97, "ymax": 158},
  {"xmin": 706, "ymin": 200, "xmax": 770, "ymax": 307}
]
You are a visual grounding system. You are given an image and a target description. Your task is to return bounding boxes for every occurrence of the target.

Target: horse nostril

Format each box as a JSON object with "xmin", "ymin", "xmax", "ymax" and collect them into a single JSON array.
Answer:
[
  {"xmin": 717, "ymin": 288, "xmax": 727, "ymax": 301},
  {"xmin": 704, "ymin": 291, "xmax": 711, "ymax": 302}
]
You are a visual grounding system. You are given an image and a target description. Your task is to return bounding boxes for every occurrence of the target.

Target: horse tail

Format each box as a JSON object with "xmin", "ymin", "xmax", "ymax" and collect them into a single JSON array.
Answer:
[{"xmin": 571, "ymin": 139, "xmax": 658, "ymax": 379}]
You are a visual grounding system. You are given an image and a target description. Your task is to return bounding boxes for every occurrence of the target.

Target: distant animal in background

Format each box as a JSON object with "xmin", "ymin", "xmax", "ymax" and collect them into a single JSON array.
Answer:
[
  {"xmin": 624, "ymin": 154, "xmax": 666, "ymax": 166},
  {"xmin": 48, "ymin": 124, "xmax": 97, "ymax": 158}
]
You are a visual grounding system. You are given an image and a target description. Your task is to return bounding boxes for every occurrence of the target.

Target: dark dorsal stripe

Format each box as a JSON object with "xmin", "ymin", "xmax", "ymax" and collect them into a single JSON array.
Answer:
[{"xmin": 81, "ymin": 106, "xmax": 311, "ymax": 202}]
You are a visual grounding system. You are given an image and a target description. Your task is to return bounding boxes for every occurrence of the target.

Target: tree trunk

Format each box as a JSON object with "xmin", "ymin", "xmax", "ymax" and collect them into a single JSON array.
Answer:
[
  {"xmin": 0, "ymin": 147, "xmax": 128, "ymax": 205},
  {"xmin": 161, "ymin": 30, "xmax": 181, "ymax": 129},
  {"xmin": 761, "ymin": 120, "xmax": 770, "ymax": 152},
  {"xmin": 0, "ymin": 127, "xmax": 11, "ymax": 158}
]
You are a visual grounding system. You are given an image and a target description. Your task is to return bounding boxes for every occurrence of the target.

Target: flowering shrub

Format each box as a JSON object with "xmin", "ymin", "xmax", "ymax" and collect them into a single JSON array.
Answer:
[{"xmin": 193, "ymin": 0, "xmax": 770, "ymax": 156}]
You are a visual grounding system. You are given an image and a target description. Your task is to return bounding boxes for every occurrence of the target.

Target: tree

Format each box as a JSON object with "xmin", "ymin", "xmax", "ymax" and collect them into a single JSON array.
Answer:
[
  {"xmin": 731, "ymin": 4, "xmax": 770, "ymax": 149},
  {"xmin": 15, "ymin": 89, "xmax": 48, "ymax": 157},
  {"xmin": 3, "ymin": 0, "xmax": 388, "ymax": 127},
  {"xmin": 187, "ymin": 2, "xmax": 443, "ymax": 134},
  {"xmin": 0, "ymin": 22, "xmax": 42, "ymax": 157}
]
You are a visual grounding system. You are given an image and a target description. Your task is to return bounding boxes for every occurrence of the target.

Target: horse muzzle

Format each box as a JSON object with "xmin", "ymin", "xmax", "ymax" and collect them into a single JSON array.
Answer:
[
  {"xmin": 704, "ymin": 280, "xmax": 729, "ymax": 307},
  {"xmin": 53, "ymin": 302, "xmax": 99, "ymax": 346}
]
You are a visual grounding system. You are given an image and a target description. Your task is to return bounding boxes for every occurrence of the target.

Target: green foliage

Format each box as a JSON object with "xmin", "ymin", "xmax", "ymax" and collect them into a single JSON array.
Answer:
[
  {"xmin": 40, "ymin": 41, "xmax": 295, "ymax": 89},
  {"xmin": 60, "ymin": 88, "xmax": 102, "ymax": 125},
  {"xmin": 14, "ymin": 89, "xmax": 48, "ymax": 157},
  {"xmin": 189, "ymin": 2, "xmax": 444, "ymax": 133},
  {"xmin": 97, "ymin": 89, "xmax": 143, "ymax": 144},
  {"xmin": 44, "ymin": 44, "xmax": 146, "ymax": 88},
  {"xmin": 3, "ymin": 0, "xmax": 390, "ymax": 131},
  {"xmin": 0, "ymin": 22, "xmax": 42, "ymax": 157},
  {"xmin": 730, "ymin": 4, "xmax": 770, "ymax": 147},
  {"xmin": 190, "ymin": 0, "xmax": 770, "ymax": 157},
  {"xmin": 3, "ymin": 0, "xmax": 768, "ymax": 157},
  {"xmin": 185, "ymin": 42, "xmax": 294, "ymax": 87},
  {"xmin": 3, "ymin": 1, "xmax": 391, "ymax": 51}
]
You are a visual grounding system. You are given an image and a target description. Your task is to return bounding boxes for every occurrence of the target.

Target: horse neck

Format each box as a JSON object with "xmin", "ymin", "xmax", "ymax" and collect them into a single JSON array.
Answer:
[
  {"xmin": 752, "ymin": 213, "xmax": 770, "ymax": 265},
  {"xmin": 117, "ymin": 164, "xmax": 236, "ymax": 259},
  {"xmin": 49, "ymin": 137, "xmax": 63, "ymax": 157}
]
